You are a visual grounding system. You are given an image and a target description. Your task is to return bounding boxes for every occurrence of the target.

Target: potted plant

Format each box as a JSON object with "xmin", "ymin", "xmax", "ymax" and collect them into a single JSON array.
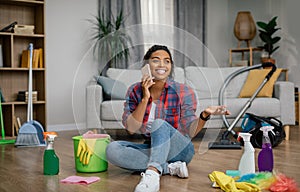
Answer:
[
  {"xmin": 256, "ymin": 16, "xmax": 281, "ymax": 64},
  {"xmin": 89, "ymin": 9, "xmax": 133, "ymax": 74}
]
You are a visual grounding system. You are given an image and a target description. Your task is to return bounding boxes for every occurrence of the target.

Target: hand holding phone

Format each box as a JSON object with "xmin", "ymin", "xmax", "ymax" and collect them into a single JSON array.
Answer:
[{"xmin": 141, "ymin": 64, "xmax": 153, "ymax": 82}]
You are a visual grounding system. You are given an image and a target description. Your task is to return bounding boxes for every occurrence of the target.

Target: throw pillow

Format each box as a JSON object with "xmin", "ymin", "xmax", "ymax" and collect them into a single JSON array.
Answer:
[
  {"xmin": 94, "ymin": 76, "xmax": 127, "ymax": 100},
  {"xmin": 239, "ymin": 68, "xmax": 282, "ymax": 98}
]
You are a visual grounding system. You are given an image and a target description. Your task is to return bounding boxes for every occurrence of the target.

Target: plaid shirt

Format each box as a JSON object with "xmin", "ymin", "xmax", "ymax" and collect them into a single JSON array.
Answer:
[{"xmin": 122, "ymin": 78, "xmax": 198, "ymax": 137}]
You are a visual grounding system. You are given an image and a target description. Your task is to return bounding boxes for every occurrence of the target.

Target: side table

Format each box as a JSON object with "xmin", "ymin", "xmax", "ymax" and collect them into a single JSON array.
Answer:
[{"xmin": 229, "ymin": 47, "xmax": 263, "ymax": 66}]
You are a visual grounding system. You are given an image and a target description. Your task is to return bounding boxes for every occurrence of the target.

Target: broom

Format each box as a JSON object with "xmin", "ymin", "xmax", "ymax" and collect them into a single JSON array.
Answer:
[
  {"xmin": 0, "ymin": 93, "xmax": 15, "ymax": 144},
  {"xmin": 15, "ymin": 43, "xmax": 45, "ymax": 147}
]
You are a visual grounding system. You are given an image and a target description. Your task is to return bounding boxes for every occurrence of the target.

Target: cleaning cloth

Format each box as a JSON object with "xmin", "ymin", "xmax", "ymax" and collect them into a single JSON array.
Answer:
[
  {"xmin": 60, "ymin": 176, "xmax": 100, "ymax": 185},
  {"xmin": 82, "ymin": 131, "xmax": 110, "ymax": 139},
  {"xmin": 209, "ymin": 171, "xmax": 261, "ymax": 192}
]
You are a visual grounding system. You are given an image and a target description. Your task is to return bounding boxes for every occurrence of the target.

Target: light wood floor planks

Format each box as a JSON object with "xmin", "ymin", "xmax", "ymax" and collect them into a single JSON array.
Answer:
[{"xmin": 0, "ymin": 126, "xmax": 299, "ymax": 192}]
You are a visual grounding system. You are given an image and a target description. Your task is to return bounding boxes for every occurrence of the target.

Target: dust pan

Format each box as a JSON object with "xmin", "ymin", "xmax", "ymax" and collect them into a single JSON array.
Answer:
[{"xmin": 15, "ymin": 43, "xmax": 45, "ymax": 147}]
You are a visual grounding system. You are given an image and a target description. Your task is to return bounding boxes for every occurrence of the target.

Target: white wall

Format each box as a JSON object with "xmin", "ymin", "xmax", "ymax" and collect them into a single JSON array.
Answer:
[
  {"xmin": 206, "ymin": 0, "xmax": 230, "ymax": 67},
  {"xmin": 207, "ymin": 0, "xmax": 300, "ymax": 87},
  {"xmin": 45, "ymin": 0, "xmax": 98, "ymax": 131},
  {"xmin": 281, "ymin": 0, "xmax": 300, "ymax": 87}
]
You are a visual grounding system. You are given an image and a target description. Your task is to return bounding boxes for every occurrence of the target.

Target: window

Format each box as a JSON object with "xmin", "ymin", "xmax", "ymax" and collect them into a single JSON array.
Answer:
[{"xmin": 140, "ymin": 0, "xmax": 174, "ymax": 52}]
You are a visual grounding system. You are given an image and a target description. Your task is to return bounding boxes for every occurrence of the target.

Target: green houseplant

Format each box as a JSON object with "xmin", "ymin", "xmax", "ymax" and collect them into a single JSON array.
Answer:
[
  {"xmin": 90, "ymin": 9, "xmax": 132, "ymax": 74},
  {"xmin": 256, "ymin": 16, "xmax": 281, "ymax": 64}
]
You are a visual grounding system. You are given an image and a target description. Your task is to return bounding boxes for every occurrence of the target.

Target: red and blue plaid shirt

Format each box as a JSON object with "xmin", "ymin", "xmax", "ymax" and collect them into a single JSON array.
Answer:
[{"xmin": 122, "ymin": 78, "xmax": 198, "ymax": 137}]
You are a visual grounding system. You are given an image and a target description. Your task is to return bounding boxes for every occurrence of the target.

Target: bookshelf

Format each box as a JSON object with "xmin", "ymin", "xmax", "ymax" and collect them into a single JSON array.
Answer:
[{"xmin": 0, "ymin": 0, "xmax": 46, "ymax": 137}]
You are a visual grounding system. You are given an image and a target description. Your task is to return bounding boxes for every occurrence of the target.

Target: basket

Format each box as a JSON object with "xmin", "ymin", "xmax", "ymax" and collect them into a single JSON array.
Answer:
[{"xmin": 72, "ymin": 135, "xmax": 110, "ymax": 172}]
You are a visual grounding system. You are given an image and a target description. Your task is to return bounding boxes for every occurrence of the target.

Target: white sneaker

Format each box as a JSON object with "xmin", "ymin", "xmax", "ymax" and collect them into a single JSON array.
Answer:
[
  {"xmin": 168, "ymin": 161, "xmax": 189, "ymax": 178},
  {"xmin": 134, "ymin": 170, "xmax": 160, "ymax": 192}
]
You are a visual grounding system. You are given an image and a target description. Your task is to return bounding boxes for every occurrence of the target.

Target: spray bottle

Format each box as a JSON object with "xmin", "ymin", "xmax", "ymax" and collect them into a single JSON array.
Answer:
[
  {"xmin": 238, "ymin": 132, "xmax": 255, "ymax": 177},
  {"xmin": 258, "ymin": 126, "xmax": 274, "ymax": 172},
  {"xmin": 43, "ymin": 134, "xmax": 59, "ymax": 175}
]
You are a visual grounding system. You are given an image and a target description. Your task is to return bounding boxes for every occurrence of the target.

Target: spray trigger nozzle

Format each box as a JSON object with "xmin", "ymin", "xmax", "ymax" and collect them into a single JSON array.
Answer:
[
  {"xmin": 260, "ymin": 126, "xmax": 274, "ymax": 136},
  {"xmin": 238, "ymin": 132, "xmax": 252, "ymax": 142}
]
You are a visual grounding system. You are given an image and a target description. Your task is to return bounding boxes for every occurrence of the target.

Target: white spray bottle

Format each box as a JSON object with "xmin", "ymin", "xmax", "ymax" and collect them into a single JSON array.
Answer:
[{"xmin": 238, "ymin": 132, "xmax": 255, "ymax": 177}]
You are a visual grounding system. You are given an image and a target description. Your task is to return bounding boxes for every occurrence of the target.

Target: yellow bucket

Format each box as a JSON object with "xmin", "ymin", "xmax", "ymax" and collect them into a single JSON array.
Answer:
[{"xmin": 72, "ymin": 135, "xmax": 110, "ymax": 172}]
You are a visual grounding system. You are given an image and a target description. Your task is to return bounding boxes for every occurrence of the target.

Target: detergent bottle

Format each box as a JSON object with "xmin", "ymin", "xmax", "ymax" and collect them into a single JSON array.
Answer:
[
  {"xmin": 43, "ymin": 134, "xmax": 59, "ymax": 175},
  {"xmin": 238, "ymin": 133, "xmax": 255, "ymax": 176},
  {"xmin": 258, "ymin": 125, "xmax": 274, "ymax": 172}
]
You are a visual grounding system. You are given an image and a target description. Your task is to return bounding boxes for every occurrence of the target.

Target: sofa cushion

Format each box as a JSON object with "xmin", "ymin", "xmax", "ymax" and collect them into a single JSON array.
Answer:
[
  {"xmin": 185, "ymin": 66, "xmax": 248, "ymax": 99},
  {"xmin": 94, "ymin": 76, "xmax": 127, "ymax": 100},
  {"xmin": 100, "ymin": 97, "xmax": 281, "ymax": 127},
  {"xmin": 239, "ymin": 68, "xmax": 282, "ymax": 98},
  {"xmin": 101, "ymin": 100, "xmax": 125, "ymax": 121},
  {"xmin": 106, "ymin": 67, "xmax": 185, "ymax": 88},
  {"xmin": 197, "ymin": 97, "xmax": 280, "ymax": 119},
  {"xmin": 173, "ymin": 67, "xmax": 185, "ymax": 83},
  {"xmin": 106, "ymin": 68, "xmax": 141, "ymax": 89}
]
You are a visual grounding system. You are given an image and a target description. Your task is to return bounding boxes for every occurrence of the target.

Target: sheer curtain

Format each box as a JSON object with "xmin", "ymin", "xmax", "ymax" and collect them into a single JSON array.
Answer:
[
  {"xmin": 140, "ymin": 0, "xmax": 174, "ymax": 52},
  {"xmin": 173, "ymin": 0, "xmax": 207, "ymax": 67},
  {"xmin": 98, "ymin": 0, "xmax": 144, "ymax": 69}
]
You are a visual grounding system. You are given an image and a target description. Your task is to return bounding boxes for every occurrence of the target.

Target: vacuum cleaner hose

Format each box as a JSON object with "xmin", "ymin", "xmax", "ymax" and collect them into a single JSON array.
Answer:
[
  {"xmin": 218, "ymin": 63, "xmax": 276, "ymax": 131},
  {"xmin": 262, "ymin": 63, "xmax": 277, "ymax": 80}
]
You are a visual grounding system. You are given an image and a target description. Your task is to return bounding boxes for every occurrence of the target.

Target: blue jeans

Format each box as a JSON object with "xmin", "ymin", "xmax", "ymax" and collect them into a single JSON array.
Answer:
[{"xmin": 106, "ymin": 119, "xmax": 195, "ymax": 174}]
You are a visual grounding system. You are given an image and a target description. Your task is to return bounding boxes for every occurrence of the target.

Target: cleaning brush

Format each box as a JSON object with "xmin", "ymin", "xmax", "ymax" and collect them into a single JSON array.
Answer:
[{"xmin": 14, "ymin": 125, "xmax": 40, "ymax": 146}]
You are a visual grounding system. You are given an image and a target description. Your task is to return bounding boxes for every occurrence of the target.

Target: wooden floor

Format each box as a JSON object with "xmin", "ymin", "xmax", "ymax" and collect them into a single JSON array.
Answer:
[{"xmin": 0, "ymin": 126, "xmax": 299, "ymax": 192}]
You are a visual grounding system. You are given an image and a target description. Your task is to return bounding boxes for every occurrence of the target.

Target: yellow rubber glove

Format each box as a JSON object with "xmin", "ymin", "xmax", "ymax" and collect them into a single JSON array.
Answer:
[
  {"xmin": 84, "ymin": 139, "xmax": 96, "ymax": 165},
  {"xmin": 236, "ymin": 182, "xmax": 261, "ymax": 192},
  {"xmin": 77, "ymin": 139, "xmax": 87, "ymax": 163},
  {"xmin": 208, "ymin": 171, "xmax": 242, "ymax": 192},
  {"xmin": 77, "ymin": 138, "xmax": 97, "ymax": 165}
]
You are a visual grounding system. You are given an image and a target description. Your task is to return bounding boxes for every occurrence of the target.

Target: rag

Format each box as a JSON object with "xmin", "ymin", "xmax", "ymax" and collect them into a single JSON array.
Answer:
[
  {"xmin": 60, "ymin": 176, "xmax": 100, "ymax": 185},
  {"xmin": 208, "ymin": 171, "xmax": 261, "ymax": 192},
  {"xmin": 77, "ymin": 138, "xmax": 96, "ymax": 165}
]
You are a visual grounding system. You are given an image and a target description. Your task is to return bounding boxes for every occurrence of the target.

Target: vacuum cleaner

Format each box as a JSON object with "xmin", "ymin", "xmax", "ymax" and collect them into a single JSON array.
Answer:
[{"xmin": 208, "ymin": 63, "xmax": 277, "ymax": 149}]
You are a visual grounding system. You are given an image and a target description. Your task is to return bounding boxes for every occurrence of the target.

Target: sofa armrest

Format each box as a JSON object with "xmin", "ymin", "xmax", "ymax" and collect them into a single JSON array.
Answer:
[
  {"xmin": 86, "ymin": 84, "xmax": 103, "ymax": 129},
  {"xmin": 274, "ymin": 81, "xmax": 295, "ymax": 125}
]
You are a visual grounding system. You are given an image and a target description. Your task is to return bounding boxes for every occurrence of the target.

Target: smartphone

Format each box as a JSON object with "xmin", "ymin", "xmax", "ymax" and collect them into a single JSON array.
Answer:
[{"xmin": 141, "ymin": 64, "xmax": 153, "ymax": 82}]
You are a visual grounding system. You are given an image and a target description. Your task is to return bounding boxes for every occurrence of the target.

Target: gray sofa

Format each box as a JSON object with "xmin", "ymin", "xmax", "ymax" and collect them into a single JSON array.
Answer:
[{"xmin": 86, "ymin": 66, "xmax": 295, "ymax": 138}]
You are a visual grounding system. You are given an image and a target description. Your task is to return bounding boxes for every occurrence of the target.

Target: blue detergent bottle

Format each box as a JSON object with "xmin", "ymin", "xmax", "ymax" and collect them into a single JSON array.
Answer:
[{"xmin": 258, "ymin": 125, "xmax": 274, "ymax": 172}]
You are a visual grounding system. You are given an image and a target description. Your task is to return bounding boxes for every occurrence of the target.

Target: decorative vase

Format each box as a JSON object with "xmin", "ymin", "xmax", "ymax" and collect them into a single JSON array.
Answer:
[
  {"xmin": 261, "ymin": 57, "xmax": 276, "ymax": 65},
  {"xmin": 234, "ymin": 11, "xmax": 257, "ymax": 48}
]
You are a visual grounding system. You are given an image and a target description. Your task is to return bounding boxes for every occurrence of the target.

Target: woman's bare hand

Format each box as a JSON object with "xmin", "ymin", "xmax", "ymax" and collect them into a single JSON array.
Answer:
[{"xmin": 204, "ymin": 105, "xmax": 231, "ymax": 116}]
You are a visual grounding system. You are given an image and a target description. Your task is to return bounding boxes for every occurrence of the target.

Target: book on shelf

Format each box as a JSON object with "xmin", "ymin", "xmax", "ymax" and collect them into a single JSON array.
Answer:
[
  {"xmin": 0, "ymin": 44, "xmax": 3, "ymax": 67},
  {"xmin": 21, "ymin": 48, "xmax": 44, "ymax": 68},
  {"xmin": 17, "ymin": 91, "xmax": 38, "ymax": 102},
  {"xmin": 32, "ymin": 49, "xmax": 39, "ymax": 68},
  {"xmin": 21, "ymin": 50, "xmax": 30, "ymax": 68},
  {"xmin": 0, "ymin": 88, "xmax": 5, "ymax": 102},
  {"xmin": 38, "ymin": 48, "xmax": 44, "ymax": 68}
]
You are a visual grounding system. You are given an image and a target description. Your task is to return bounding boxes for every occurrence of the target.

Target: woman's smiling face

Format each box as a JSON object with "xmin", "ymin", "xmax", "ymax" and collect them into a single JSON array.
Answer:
[{"xmin": 148, "ymin": 50, "xmax": 172, "ymax": 82}]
